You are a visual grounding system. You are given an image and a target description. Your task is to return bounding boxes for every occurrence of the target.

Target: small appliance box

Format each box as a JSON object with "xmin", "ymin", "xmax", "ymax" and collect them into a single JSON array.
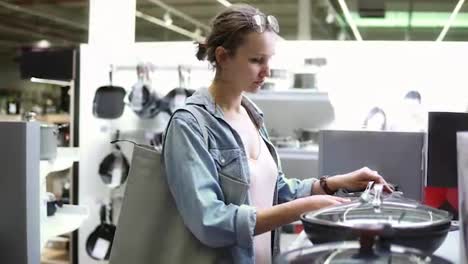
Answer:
[
  {"xmin": 319, "ymin": 130, "xmax": 425, "ymax": 201},
  {"xmin": 425, "ymin": 112, "xmax": 468, "ymax": 219}
]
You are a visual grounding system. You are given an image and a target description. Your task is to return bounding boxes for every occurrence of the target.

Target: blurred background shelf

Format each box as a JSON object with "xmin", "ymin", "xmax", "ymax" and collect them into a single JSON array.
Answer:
[
  {"xmin": 41, "ymin": 205, "xmax": 89, "ymax": 250},
  {"xmin": 0, "ymin": 114, "xmax": 70, "ymax": 123},
  {"xmin": 40, "ymin": 147, "xmax": 79, "ymax": 179}
]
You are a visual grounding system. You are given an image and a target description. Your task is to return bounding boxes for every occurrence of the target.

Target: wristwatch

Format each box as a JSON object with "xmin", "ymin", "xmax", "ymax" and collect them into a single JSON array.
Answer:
[{"xmin": 319, "ymin": 176, "xmax": 335, "ymax": 195}]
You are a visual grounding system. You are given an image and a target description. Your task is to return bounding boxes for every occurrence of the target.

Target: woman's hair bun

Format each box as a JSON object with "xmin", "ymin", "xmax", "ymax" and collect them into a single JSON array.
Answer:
[{"xmin": 196, "ymin": 42, "xmax": 207, "ymax": 61}]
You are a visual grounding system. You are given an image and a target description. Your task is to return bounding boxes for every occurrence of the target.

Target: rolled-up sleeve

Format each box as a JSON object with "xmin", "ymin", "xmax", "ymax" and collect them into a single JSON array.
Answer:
[
  {"xmin": 163, "ymin": 111, "xmax": 256, "ymax": 249},
  {"xmin": 277, "ymin": 173, "xmax": 317, "ymax": 204}
]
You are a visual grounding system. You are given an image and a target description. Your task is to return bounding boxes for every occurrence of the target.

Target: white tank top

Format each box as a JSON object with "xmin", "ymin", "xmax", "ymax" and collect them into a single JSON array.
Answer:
[{"xmin": 248, "ymin": 136, "xmax": 278, "ymax": 264}]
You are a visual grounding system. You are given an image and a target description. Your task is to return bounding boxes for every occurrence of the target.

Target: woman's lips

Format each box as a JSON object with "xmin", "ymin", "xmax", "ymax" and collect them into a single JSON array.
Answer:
[{"xmin": 254, "ymin": 80, "xmax": 264, "ymax": 85}]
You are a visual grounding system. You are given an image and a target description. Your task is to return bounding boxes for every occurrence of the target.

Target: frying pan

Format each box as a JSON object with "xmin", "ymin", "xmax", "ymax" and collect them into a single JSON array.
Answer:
[
  {"xmin": 98, "ymin": 143, "xmax": 130, "ymax": 188},
  {"xmin": 86, "ymin": 204, "xmax": 116, "ymax": 261},
  {"xmin": 93, "ymin": 69, "xmax": 126, "ymax": 119}
]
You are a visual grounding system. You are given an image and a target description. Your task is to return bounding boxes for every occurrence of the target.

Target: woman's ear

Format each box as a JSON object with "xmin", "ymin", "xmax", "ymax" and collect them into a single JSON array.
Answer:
[{"xmin": 215, "ymin": 46, "xmax": 229, "ymax": 67}]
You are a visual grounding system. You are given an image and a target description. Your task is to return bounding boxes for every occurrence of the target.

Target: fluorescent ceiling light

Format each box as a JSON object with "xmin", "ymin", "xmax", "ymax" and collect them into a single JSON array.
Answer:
[
  {"xmin": 163, "ymin": 12, "xmax": 173, "ymax": 26},
  {"xmin": 437, "ymin": 0, "xmax": 465, "ymax": 41},
  {"xmin": 30, "ymin": 77, "xmax": 72, "ymax": 86},
  {"xmin": 352, "ymin": 12, "xmax": 468, "ymax": 28},
  {"xmin": 338, "ymin": 0, "xmax": 363, "ymax": 41},
  {"xmin": 217, "ymin": 0, "xmax": 232, "ymax": 7},
  {"xmin": 136, "ymin": 11, "xmax": 205, "ymax": 42}
]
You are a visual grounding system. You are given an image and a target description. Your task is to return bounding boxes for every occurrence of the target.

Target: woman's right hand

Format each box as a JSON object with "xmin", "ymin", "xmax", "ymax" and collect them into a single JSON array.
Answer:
[{"xmin": 300, "ymin": 195, "xmax": 350, "ymax": 212}]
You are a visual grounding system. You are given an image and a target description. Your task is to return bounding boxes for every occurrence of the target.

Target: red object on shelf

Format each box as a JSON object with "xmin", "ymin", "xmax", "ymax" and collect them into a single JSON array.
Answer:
[{"xmin": 424, "ymin": 187, "xmax": 458, "ymax": 211}]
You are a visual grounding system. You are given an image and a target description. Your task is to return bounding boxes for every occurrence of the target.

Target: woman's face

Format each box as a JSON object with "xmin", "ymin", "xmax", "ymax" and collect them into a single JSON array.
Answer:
[{"xmin": 220, "ymin": 31, "xmax": 276, "ymax": 93}]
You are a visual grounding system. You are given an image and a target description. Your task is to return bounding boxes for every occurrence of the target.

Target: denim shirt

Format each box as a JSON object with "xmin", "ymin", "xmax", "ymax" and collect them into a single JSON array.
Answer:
[{"xmin": 163, "ymin": 88, "xmax": 317, "ymax": 264}]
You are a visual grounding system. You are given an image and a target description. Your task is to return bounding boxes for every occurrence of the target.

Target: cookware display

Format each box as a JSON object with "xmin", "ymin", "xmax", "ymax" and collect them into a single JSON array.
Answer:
[
  {"xmin": 98, "ymin": 132, "xmax": 130, "ymax": 188},
  {"xmin": 362, "ymin": 107, "xmax": 387, "ymax": 131},
  {"xmin": 86, "ymin": 203, "xmax": 116, "ymax": 261},
  {"xmin": 127, "ymin": 63, "xmax": 161, "ymax": 119},
  {"xmin": 301, "ymin": 183, "xmax": 452, "ymax": 254},
  {"xmin": 294, "ymin": 128, "xmax": 319, "ymax": 144},
  {"xmin": 93, "ymin": 68, "xmax": 126, "ymax": 119},
  {"xmin": 161, "ymin": 87, "xmax": 195, "ymax": 115},
  {"xmin": 276, "ymin": 223, "xmax": 452, "ymax": 264}
]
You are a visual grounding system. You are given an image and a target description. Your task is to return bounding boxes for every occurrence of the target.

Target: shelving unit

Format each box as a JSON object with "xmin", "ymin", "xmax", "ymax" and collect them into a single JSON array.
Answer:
[
  {"xmin": 40, "ymin": 147, "xmax": 80, "ymax": 179},
  {"xmin": 0, "ymin": 114, "xmax": 70, "ymax": 123},
  {"xmin": 41, "ymin": 205, "xmax": 89, "ymax": 249},
  {"xmin": 277, "ymin": 145, "xmax": 319, "ymax": 160},
  {"xmin": 40, "ymin": 147, "xmax": 88, "ymax": 252},
  {"xmin": 246, "ymin": 89, "xmax": 330, "ymax": 102}
]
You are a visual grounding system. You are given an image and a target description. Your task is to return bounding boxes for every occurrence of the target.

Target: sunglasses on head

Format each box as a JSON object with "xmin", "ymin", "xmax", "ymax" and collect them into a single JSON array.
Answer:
[{"xmin": 251, "ymin": 14, "xmax": 280, "ymax": 34}]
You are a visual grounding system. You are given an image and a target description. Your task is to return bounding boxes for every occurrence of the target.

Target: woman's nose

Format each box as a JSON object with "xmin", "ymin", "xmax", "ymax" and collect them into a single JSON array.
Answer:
[{"xmin": 262, "ymin": 65, "xmax": 271, "ymax": 78}]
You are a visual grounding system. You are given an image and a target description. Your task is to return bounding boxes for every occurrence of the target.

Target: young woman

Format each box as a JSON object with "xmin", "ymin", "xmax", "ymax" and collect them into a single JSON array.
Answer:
[{"xmin": 163, "ymin": 4, "xmax": 390, "ymax": 264}]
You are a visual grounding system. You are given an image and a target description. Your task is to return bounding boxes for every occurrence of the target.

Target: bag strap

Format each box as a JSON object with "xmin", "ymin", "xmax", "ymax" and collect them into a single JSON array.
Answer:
[
  {"xmin": 185, "ymin": 105, "xmax": 208, "ymax": 146},
  {"xmin": 163, "ymin": 105, "xmax": 208, "ymax": 148}
]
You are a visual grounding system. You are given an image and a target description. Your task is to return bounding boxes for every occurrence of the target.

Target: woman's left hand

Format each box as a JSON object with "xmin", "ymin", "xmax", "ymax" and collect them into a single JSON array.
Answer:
[{"xmin": 328, "ymin": 167, "xmax": 393, "ymax": 193}]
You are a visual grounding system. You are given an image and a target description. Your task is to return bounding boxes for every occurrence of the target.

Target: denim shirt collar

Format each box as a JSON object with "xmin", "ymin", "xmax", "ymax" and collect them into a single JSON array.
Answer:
[{"xmin": 186, "ymin": 88, "xmax": 265, "ymax": 128}]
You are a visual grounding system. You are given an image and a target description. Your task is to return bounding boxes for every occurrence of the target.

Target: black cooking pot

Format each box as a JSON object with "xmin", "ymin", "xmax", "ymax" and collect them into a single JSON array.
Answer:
[
  {"xmin": 301, "ymin": 184, "xmax": 452, "ymax": 254},
  {"xmin": 276, "ymin": 223, "xmax": 452, "ymax": 264}
]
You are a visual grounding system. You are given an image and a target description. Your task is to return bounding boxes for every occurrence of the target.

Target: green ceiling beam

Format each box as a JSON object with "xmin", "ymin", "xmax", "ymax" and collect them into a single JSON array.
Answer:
[{"xmin": 351, "ymin": 12, "xmax": 468, "ymax": 28}]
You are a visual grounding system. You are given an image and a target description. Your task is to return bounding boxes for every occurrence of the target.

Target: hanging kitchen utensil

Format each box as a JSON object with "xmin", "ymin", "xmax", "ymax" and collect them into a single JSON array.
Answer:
[
  {"xmin": 362, "ymin": 107, "xmax": 387, "ymax": 130},
  {"xmin": 93, "ymin": 66, "xmax": 126, "ymax": 119},
  {"xmin": 24, "ymin": 111, "xmax": 59, "ymax": 160},
  {"xmin": 86, "ymin": 203, "xmax": 117, "ymax": 261},
  {"xmin": 98, "ymin": 130, "xmax": 130, "ymax": 188},
  {"xmin": 301, "ymin": 183, "xmax": 452, "ymax": 254},
  {"xmin": 276, "ymin": 223, "xmax": 453, "ymax": 264},
  {"xmin": 127, "ymin": 63, "xmax": 161, "ymax": 119},
  {"xmin": 159, "ymin": 65, "xmax": 195, "ymax": 115}
]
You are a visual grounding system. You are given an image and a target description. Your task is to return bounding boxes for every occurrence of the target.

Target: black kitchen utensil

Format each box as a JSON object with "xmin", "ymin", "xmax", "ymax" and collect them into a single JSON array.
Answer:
[
  {"xmin": 93, "ymin": 68, "xmax": 126, "ymax": 119},
  {"xmin": 159, "ymin": 87, "xmax": 195, "ymax": 115},
  {"xmin": 127, "ymin": 63, "xmax": 162, "ymax": 119},
  {"xmin": 86, "ymin": 204, "xmax": 116, "ymax": 261},
  {"xmin": 98, "ymin": 132, "xmax": 130, "ymax": 188}
]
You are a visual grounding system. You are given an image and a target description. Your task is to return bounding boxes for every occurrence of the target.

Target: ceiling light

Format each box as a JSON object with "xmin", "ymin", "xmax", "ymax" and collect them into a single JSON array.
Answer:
[
  {"xmin": 30, "ymin": 77, "xmax": 72, "ymax": 86},
  {"xmin": 35, "ymin": 39, "xmax": 51, "ymax": 48},
  {"xmin": 436, "ymin": 0, "xmax": 465, "ymax": 41},
  {"xmin": 163, "ymin": 12, "xmax": 173, "ymax": 26},
  {"xmin": 216, "ymin": 0, "xmax": 232, "ymax": 7},
  {"xmin": 338, "ymin": 0, "xmax": 363, "ymax": 41},
  {"xmin": 136, "ymin": 11, "xmax": 205, "ymax": 42},
  {"xmin": 326, "ymin": 13, "xmax": 335, "ymax": 24}
]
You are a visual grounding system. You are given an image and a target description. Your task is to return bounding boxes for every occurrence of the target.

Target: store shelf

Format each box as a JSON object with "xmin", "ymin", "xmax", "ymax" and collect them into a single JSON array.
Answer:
[
  {"xmin": 41, "ymin": 205, "xmax": 89, "ymax": 250},
  {"xmin": 40, "ymin": 147, "xmax": 80, "ymax": 179},
  {"xmin": 0, "ymin": 114, "xmax": 70, "ymax": 123},
  {"xmin": 246, "ymin": 89, "xmax": 330, "ymax": 102},
  {"xmin": 277, "ymin": 146, "xmax": 319, "ymax": 160}
]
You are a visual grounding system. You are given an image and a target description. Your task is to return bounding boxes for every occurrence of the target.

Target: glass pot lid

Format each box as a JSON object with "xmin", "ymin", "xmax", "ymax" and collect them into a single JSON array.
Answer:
[
  {"xmin": 303, "ymin": 183, "xmax": 452, "ymax": 229},
  {"xmin": 276, "ymin": 241, "xmax": 452, "ymax": 264}
]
